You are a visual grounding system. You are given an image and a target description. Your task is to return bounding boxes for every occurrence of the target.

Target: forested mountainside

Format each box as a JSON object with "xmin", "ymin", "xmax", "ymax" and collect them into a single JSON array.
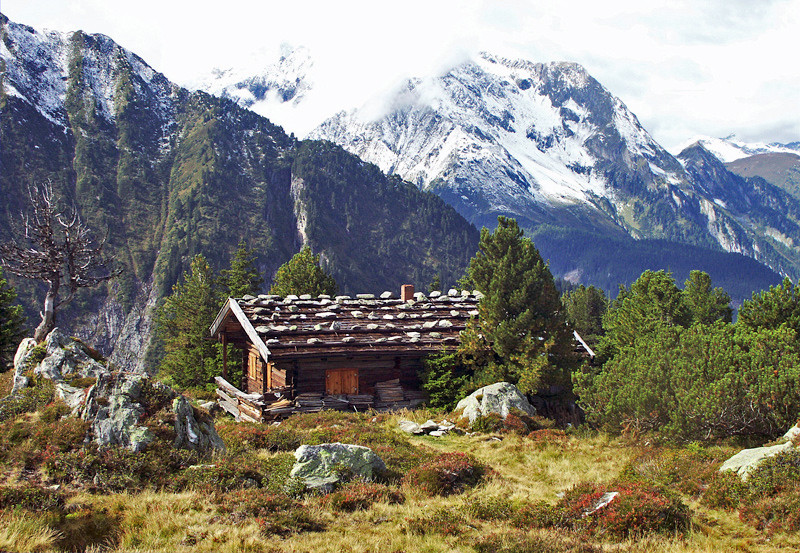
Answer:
[
  {"xmin": 310, "ymin": 53, "xmax": 793, "ymax": 288},
  {"xmin": 0, "ymin": 14, "xmax": 478, "ymax": 371}
]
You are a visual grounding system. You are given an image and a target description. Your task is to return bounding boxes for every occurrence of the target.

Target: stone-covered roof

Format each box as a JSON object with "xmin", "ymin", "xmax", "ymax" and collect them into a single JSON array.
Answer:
[{"xmin": 211, "ymin": 289, "xmax": 482, "ymax": 361}]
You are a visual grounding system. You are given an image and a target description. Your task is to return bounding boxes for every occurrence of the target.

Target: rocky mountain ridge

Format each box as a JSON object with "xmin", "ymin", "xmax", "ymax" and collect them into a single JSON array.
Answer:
[{"xmin": 0, "ymin": 14, "xmax": 478, "ymax": 371}]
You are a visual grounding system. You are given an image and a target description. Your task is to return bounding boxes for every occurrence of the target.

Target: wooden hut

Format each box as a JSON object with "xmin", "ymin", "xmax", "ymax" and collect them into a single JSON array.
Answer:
[{"xmin": 209, "ymin": 285, "xmax": 481, "ymax": 419}]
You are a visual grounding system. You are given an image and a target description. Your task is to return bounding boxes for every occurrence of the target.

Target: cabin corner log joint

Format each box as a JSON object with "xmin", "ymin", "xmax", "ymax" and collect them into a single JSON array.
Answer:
[{"xmin": 209, "ymin": 286, "xmax": 482, "ymax": 419}]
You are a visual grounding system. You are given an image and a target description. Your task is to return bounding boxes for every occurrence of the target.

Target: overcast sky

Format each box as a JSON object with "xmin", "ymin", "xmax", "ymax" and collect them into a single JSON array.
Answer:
[{"xmin": 4, "ymin": 0, "xmax": 799, "ymax": 151}]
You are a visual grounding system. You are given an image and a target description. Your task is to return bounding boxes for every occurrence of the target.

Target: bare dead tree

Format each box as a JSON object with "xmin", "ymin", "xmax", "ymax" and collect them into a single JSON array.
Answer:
[{"xmin": 0, "ymin": 183, "xmax": 122, "ymax": 342}]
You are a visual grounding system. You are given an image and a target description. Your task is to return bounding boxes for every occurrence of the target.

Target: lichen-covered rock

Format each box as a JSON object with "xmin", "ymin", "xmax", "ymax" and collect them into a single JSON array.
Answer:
[
  {"xmin": 11, "ymin": 338, "xmax": 37, "ymax": 392},
  {"xmin": 83, "ymin": 373, "xmax": 156, "ymax": 452},
  {"xmin": 455, "ymin": 381, "xmax": 536, "ymax": 423},
  {"xmin": 173, "ymin": 396, "xmax": 226, "ymax": 453},
  {"xmin": 399, "ymin": 420, "xmax": 423, "ymax": 434},
  {"xmin": 290, "ymin": 443, "xmax": 385, "ymax": 490},
  {"xmin": 720, "ymin": 442, "xmax": 794, "ymax": 479}
]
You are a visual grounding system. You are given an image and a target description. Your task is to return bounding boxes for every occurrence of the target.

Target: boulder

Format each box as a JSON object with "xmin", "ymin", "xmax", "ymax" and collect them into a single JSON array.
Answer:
[
  {"xmin": 719, "ymin": 441, "xmax": 794, "ymax": 479},
  {"xmin": 399, "ymin": 420, "xmax": 423, "ymax": 434},
  {"xmin": 83, "ymin": 373, "xmax": 225, "ymax": 454},
  {"xmin": 419, "ymin": 419, "xmax": 440, "ymax": 432},
  {"xmin": 455, "ymin": 382, "xmax": 536, "ymax": 423},
  {"xmin": 783, "ymin": 422, "xmax": 800, "ymax": 443},
  {"xmin": 11, "ymin": 338, "xmax": 37, "ymax": 393},
  {"xmin": 173, "ymin": 396, "xmax": 226, "ymax": 452},
  {"xmin": 290, "ymin": 443, "xmax": 386, "ymax": 490}
]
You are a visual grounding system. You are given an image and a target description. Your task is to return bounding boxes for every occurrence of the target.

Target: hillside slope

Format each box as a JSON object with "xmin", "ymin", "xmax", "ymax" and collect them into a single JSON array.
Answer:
[{"xmin": 0, "ymin": 14, "xmax": 478, "ymax": 371}]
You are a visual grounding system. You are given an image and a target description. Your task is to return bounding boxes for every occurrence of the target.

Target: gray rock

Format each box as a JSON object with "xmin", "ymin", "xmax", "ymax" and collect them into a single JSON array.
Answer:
[
  {"xmin": 380, "ymin": 291, "xmax": 394, "ymax": 299},
  {"xmin": 173, "ymin": 396, "xmax": 226, "ymax": 453},
  {"xmin": 290, "ymin": 443, "xmax": 386, "ymax": 490},
  {"xmin": 720, "ymin": 442, "xmax": 794, "ymax": 479},
  {"xmin": 420, "ymin": 419, "xmax": 439, "ymax": 432},
  {"xmin": 399, "ymin": 420, "xmax": 423, "ymax": 434},
  {"xmin": 11, "ymin": 338, "xmax": 37, "ymax": 392},
  {"xmin": 455, "ymin": 382, "xmax": 537, "ymax": 423},
  {"xmin": 428, "ymin": 430, "xmax": 446, "ymax": 437},
  {"xmin": 783, "ymin": 422, "xmax": 800, "ymax": 443}
]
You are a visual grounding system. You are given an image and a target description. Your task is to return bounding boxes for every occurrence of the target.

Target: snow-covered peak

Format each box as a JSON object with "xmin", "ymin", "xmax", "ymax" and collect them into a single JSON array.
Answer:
[
  {"xmin": 1, "ymin": 17, "xmax": 71, "ymax": 126},
  {"xmin": 311, "ymin": 51, "xmax": 682, "ymax": 217},
  {"xmin": 190, "ymin": 45, "xmax": 313, "ymax": 116},
  {"xmin": 1, "ymin": 15, "xmax": 175, "ymax": 127},
  {"xmin": 679, "ymin": 135, "xmax": 800, "ymax": 163}
]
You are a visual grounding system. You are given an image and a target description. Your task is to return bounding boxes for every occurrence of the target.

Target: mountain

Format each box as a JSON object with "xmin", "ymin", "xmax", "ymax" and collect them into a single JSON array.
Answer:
[
  {"xmin": 189, "ymin": 45, "xmax": 313, "ymax": 117},
  {"xmin": 0, "ymin": 14, "xmax": 479, "ymax": 371},
  {"xmin": 680, "ymin": 135, "xmax": 800, "ymax": 164},
  {"xmin": 309, "ymin": 53, "xmax": 794, "ymax": 289}
]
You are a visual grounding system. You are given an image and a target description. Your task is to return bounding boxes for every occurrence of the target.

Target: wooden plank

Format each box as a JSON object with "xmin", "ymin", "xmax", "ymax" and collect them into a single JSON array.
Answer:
[
  {"xmin": 218, "ymin": 398, "xmax": 240, "ymax": 417},
  {"xmin": 228, "ymin": 298, "xmax": 272, "ymax": 363},
  {"xmin": 239, "ymin": 411, "xmax": 260, "ymax": 424},
  {"xmin": 216, "ymin": 388, "xmax": 236, "ymax": 405},
  {"xmin": 215, "ymin": 376, "xmax": 242, "ymax": 397},
  {"xmin": 238, "ymin": 400, "xmax": 263, "ymax": 422}
]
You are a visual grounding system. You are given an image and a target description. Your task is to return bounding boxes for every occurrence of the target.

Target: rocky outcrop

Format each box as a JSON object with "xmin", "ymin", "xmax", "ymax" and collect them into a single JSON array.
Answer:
[
  {"xmin": 399, "ymin": 419, "xmax": 460, "ymax": 437},
  {"xmin": 10, "ymin": 329, "xmax": 225, "ymax": 455},
  {"xmin": 720, "ymin": 422, "xmax": 800, "ymax": 479},
  {"xmin": 455, "ymin": 382, "xmax": 537, "ymax": 424},
  {"xmin": 289, "ymin": 443, "xmax": 386, "ymax": 490}
]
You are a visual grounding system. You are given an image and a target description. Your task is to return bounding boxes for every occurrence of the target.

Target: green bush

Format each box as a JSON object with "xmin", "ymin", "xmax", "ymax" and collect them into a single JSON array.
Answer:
[
  {"xmin": 702, "ymin": 471, "xmax": 748, "ymax": 510},
  {"xmin": 0, "ymin": 484, "xmax": 66, "ymax": 511},
  {"xmin": 420, "ymin": 352, "xmax": 470, "ymax": 410},
  {"xmin": 575, "ymin": 322, "xmax": 800, "ymax": 439}
]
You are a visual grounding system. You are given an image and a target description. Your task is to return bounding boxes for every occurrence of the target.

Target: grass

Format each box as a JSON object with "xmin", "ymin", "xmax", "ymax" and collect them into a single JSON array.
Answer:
[{"xmin": 1, "ymin": 407, "xmax": 800, "ymax": 552}]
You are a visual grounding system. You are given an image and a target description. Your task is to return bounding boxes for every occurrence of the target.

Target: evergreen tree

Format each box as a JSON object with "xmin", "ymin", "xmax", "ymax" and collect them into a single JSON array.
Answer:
[
  {"xmin": 0, "ymin": 268, "xmax": 26, "ymax": 372},
  {"xmin": 459, "ymin": 216, "xmax": 577, "ymax": 393},
  {"xmin": 155, "ymin": 255, "xmax": 222, "ymax": 389},
  {"xmin": 681, "ymin": 270, "xmax": 732, "ymax": 325},
  {"xmin": 599, "ymin": 270, "xmax": 688, "ymax": 358},
  {"xmin": 428, "ymin": 273, "xmax": 442, "ymax": 293},
  {"xmin": 221, "ymin": 240, "xmax": 264, "ymax": 298},
  {"xmin": 270, "ymin": 246, "xmax": 337, "ymax": 297},
  {"xmin": 562, "ymin": 285, "xmax": 607, "ymax": 345},
  {"xmin": 738, "ymin": 277, "xmax": 800, "ymax": 333}
]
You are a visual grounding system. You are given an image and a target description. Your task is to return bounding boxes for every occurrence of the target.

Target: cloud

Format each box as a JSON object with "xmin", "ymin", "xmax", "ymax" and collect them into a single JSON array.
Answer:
[{"xmin": 3, "ymin": 0, "xmax": 798, "ymax": 149}]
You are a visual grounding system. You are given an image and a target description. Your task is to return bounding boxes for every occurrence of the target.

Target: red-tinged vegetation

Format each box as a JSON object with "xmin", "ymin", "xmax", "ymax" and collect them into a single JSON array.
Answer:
[
  {"xmin": 402, "ymin": 452, "xmax": 491, "ymax": 496},
  {"xmin": 320, "ymin": 481, "xmax": 405, "ymax": 512}
]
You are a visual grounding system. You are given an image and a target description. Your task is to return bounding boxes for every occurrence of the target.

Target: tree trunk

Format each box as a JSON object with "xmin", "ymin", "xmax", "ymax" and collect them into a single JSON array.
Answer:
[{"xmin": 33, "ymin": 279, "xmax": 58, "ymax": 342}]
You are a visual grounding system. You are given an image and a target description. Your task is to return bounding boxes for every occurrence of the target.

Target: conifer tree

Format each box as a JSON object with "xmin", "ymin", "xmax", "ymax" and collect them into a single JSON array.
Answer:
[
  {"xmin": 155, "ymin": 255, "xmax": 221, "ymax": 389},
  {"xmin": 459, "ymin": 216, "xmax": 577, "ymax": 393},
  {"xmin": 270, "ymin": 246, "xmax": 337, "ymax": 297},
  {"xmin": 562, "ymin": 285, "xmax": 607, "ymax": 346},
  {"xmin": 221, "ymin": 240, "xmax": 264, "ymax": 298},
  {"xmin": 681, "ymin": 270, "xmax": 732, "ymax": 325},
  {"xmin": 0, "ymin": 268, "xmax": 26, "ymax": 371}
]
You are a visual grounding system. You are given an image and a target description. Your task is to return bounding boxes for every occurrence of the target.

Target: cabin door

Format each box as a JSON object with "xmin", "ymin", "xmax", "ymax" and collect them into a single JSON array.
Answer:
[{"xmin": 326, "ymin": 368, "xmax": 358, "ymax": 395}]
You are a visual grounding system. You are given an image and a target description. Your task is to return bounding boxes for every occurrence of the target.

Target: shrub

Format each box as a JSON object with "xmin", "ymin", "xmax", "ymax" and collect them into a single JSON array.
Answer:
[
  {"xmin": 402, "ymin": 452, "xmax": 490, "ymax": 496},
  {"xmin": 513, "ymin": 500, "xmax": 567, "ymax": 529},
  {"xmin": 0, "ymin": 485, "xmax": 66, "ymax": 512},
  {"xmin": 701, "ymin": 471, "xmax": 748, "ymax": 510},
  {"xmin": 405, "ymin": 507, "xmax": 467, "ymax": 536},
  {"xmin": 559, "ymin": 481, "xmax": 690, "ymax": 539},
  {"xmin": 526, "ymin": 429, "xmax": 569, "ymax": 445},
  {"xmin": 321, "ymin": 481, "xmax": 405, "ymax": 512},
  {"xmin": 739, "ymin": 492, "xmax": 800, "ymax": 534},
  {"xmin": 620, "ymin": 445, "xmax": 733, "ymax": 497},
  {"xmin": 747, "ymin": 450, "xmax": 800, "ymax": 498},
  {"xmin": 471, "ymin": 412, "xmax": 505, "ymax": 433},
  {"xmin": 0, "ymin": 376, "xmax": 55, "ymax": 422},
  {"xmin": 216, "ymin": 421, "xmax": 301, "ymax": 455},
  {"xmin": 462, "ymin": 493, "xmax": 513, "ymax": 520},
  {"xmin": 212, "ymin": 488, "xmax": 325, "ymax": 535},
  {"xmin": 40, "ymin": 401, "xmax": 71, "ymax": 423}
]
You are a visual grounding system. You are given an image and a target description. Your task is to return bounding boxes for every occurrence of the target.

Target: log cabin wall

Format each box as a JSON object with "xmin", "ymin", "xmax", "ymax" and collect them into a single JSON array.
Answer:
[
  {"xmin": 246, "ymin": 345, "xmax": 265, "ymax": 394},
  {"xmin": 276, "ymin": 354, "xmax": 423, "ymax": 396}
]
